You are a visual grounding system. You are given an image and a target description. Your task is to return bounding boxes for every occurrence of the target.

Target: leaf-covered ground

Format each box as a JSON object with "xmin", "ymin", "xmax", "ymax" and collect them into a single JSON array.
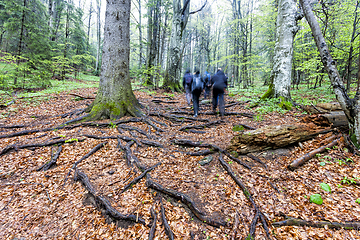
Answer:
[{"xmin": 0, "ymin": 87, "xmax": 359, "ymax": 239}]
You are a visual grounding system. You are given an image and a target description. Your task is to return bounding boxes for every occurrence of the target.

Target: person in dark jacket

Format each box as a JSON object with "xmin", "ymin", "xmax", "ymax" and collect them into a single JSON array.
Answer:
[
  {"xmin": 191, "ymin": 69, "xmax": 205, "ymax": 117},
  {"xmin": 203, "ymin": 71, "xmax": 211, "ymax": 99},
  {"xmin": 211, "ymin": 68, "xmax": 227, "ymax": 116},
  {"xmin": 182, "ymin": 69, "xmax": 193, "ymax": 105}
]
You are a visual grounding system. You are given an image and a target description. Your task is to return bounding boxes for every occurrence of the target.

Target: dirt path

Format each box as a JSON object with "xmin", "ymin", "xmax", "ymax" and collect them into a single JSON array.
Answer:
[{"xmin": 0, "ymin": 88, "xmax": 359, "ymax": 239}]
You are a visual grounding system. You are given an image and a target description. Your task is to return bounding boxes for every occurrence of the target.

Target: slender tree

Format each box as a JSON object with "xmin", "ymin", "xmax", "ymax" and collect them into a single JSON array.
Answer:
[{"xmin": 86, "ymin": 0, "xmax": 142, "ymax": 119}]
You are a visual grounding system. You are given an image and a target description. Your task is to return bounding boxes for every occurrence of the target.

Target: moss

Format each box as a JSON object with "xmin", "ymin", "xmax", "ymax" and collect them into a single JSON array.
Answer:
[
  {"xmin": 261, "ymin": 83, "xmax": 274, "ymax": 100},
  {"xmin": 350, "ymin": 134, "xmax": 360, "ymax": 148},
  {"xmin": 278, "ymin": 96, "xmax": 292, "ymax": 110},
  {"xmin": 243, "ymin": 189, "xmax": 250, "ymax": 199}
]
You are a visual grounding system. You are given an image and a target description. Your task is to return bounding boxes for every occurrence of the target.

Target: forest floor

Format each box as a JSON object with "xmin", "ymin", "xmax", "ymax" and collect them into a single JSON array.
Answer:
[{"xmin": 0, "ymin": 86, "xmax": 359, "ymax": 240}]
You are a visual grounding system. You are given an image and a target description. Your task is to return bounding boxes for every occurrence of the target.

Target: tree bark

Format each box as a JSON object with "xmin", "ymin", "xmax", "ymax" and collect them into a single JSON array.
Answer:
[
  {"xmin": 299, "ymin": 0, "xmax": 360, "ymax": 145},
  {"xmin": 86, "ymin": 0, "xmax": 142, "ymax": 120}
]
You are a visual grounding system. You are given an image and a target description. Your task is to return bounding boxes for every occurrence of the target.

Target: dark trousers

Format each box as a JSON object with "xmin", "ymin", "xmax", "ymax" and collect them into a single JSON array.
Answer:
[
  {"xmin": 204, "ymin": 86, "xmax": 211, "ymax": 99},
  {"xmin": 212, "ymin": 88, "xmax": 225, "ymax": 116},
  {"xmin": 192, "ymin": 90, "xmax": 201, "ymax": 116}
]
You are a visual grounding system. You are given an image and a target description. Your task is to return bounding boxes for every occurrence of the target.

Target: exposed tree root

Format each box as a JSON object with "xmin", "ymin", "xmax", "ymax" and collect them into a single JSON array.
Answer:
[
  {"xmin": 72, "ymin": 142, "xmax": 107, "ymax": 169},
  {"xmin": 188, "ymin": 129, "xmax": 207, "ymax": 134},
  {"xmin": 231, "ymin": 211, "xmax": 240, "ymax": 240},
  {"xmin": 148, "ymin": 206, "xmax": 157, "ymax": 240},
  {"xmin": 169, "ymin": 110, "xmax": 254, "ymax": 118},
  {"xmin": 186, "ymin": 149, "xmax": 215, "ymax": 156},
  {"xmin": 117, "ymin": 124, "xmax": 153, "ymax": 139},
  {"xmin": 151, "ymin": 99, "xmax": 178, "ymax": 104},
  {"xmin": 74, "ymin": 170, "xmax": 146, "ymax": 225},
  {"xmin": 288, "ymin": 138, "xmax": 339, "ymax": 170},
  {"xmin": 119, "ymin": 140, "xmax": 146, "ymax": 171},
  {"xmin": 248, "ymin": 211, "xmax": 260, "ymax": 239},
  {"xmin": 219, "ymin": 154, "xmax": 271, "ymax": 239},
  {"xmin": 149, "ymin": 112, "xmax": 209, "ymax": 122},
  {"xmin": 121, "ymin": 162, "xmax": 162, "ymax": 193},
  {"xmin": 138, "ymin": 139, "xmax": 164, "ymax": 148},
  {"xmin": 0, "ymin": 138, "xmax": 83, "ymax": 156},
  {"xmin": 143, "ymin": 118, "xmax": 165, "ymax": 132},
  {"xmin": 236, "ymin": 124, "xmax": 256, "ymax": 130},
  {"xmin": 37, "ymin": 145, "xmax": 63, "ymax": 171},
  {"xmin": 0, "ymin": 129, "xmax": 41, "ymax": 139},
  {"xmin": 146, "ymin": 178, "xmax": 227, "ymax": 228},
  {"xmin": 247, "ymin": 154, "xmax": 267, "ymax": 168},
  {"xmin": 0, "ymin": 124, "xmax": 27, "ymax": 129},
  {"xmin": 69, "ymin": 93, "xmax": 95, "ymax": 99},
  {"xmin": 272, "ymin": 216, "xmax": 360, "ymax": 230},
  {"xmin": 179, "ymin": 120, "xmax": 224, "ymax": 131},
  {"xmin": 61, "ymin": 108, "xmax": 85, "ymax": 118},
  {"xmin": 160, "ymin": 197, "xmax": 174, "ymax": 240},
  {"xmin": 172, "ymin": 139, "xmax": 251, "ymax": 169}
]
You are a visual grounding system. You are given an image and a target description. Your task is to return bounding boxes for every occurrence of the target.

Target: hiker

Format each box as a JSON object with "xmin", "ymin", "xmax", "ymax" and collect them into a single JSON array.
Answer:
[
  {"xmin": 192, "ymin": 69, "xmax": 205, "ymax": 117},
  {"xmin": 182, "ymin": 69, "xmax": 193, "ymax": 105},
  {"xmin": 203, "ymin": 71, "xmax": 211, "ymax": 99},
  {"xmin": 211, "ymin": 68, "xmax": 227, "ymax": 116}
]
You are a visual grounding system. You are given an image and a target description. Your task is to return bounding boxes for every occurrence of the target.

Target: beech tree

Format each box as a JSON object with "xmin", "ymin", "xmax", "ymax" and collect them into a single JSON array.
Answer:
[
  {"xmin": 86, "ymin": 0, "xmax": 142, "ymax": 120},
  {"xmin": 262, "ymin": 0, "xmax": 301, "ymax": 101},
  {"xmin": 299, "ymin": 0, "xmax": 360, "ymax": 145}
]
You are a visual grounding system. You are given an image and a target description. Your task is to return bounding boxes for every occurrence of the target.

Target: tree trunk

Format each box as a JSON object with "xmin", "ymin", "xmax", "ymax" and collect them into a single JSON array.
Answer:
[
  {"xmin": 95, "ymin": 0, "xmax": 101, "ymax": 74},
  {"xmin": 263, "ymin": 0, "xmax": 299, "ymax": 101},
  {"xmin": 86, "ymin": 0, "xmax": 142, "ymax": 120},
  {"xmin": 138, "ymin": 0, "xmax": 143, "ymax": 68},
  {"xmin": 87, "ymin": 1, "xmax": 93, "ymax": 44},
  {"xmin": 162, "ymin": 0, "xmax": 190, "ymax": 91},
  {"xmin": 299, "ymin": 0, "xmax": 360, "ymax": 145},
  {"xmin": 15, "ymin": 0, "xmax": 27, "ymax": 85}
]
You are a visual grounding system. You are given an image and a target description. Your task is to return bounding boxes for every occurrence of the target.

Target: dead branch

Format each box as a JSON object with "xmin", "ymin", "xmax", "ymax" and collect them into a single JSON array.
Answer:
[
  {"xmin": 160, "ymin": 197, "xmax": 174, "ymax": 240},
  {"xmin": 121, "ymin": 162, "xmax": 162, "ymax": 193},
  {"xmin": 146, "ymin": 178, "xmax": 227, "ymax": 228},
  {"xmin": 0, "ymin": 124, "xmax": 27, "ymax": 129},
  {"xmin": 247, "ymin": 154, "xmax": 267, "ymax": 168},
  {"xmin": 179, "ymin": 120, "xmax": 223, "ymax": 131},
  {"xmin": 74, "ymin": 170, "xmax": 145, "ymax": 225},
  {"xmin": 219, "ymin": 154, "xmax": 271, "ymax": 239},
  {"xmin": 148, "ymin": 206, "xmax": 157, "ymax": 240},
  {"xmin": 288, "ymin": 139, "xmax": 339, "ymax": 170},
  {"xmin": 272, "ymin": 216, "xmax": 360, "ymax": 230},
  {"xmin": 69, "ymin": 93, "xmax": 95, "ymax": 99},
  {"xmin": 189, "ymin": 0, "xmax": 207, "ymax": 14},
  {"xmin": 37, "ymin": 145, "xmax": 63, "ymax": 171}
]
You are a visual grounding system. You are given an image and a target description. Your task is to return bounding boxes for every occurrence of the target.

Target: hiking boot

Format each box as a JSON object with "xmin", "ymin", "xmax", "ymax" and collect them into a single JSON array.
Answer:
[{"xmin": 193, "ymin": 114, "xmax": 198, "ymax": 117}]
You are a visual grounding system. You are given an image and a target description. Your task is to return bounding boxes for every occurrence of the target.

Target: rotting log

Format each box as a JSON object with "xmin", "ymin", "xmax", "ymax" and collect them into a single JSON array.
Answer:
[
  {"xmin": 146, "ymin": 178, "xmax": 227, "ymax": 228},
  {"xmin": 121, "ymin": 162, "xmax": 162, "ymax": 193},
  {"xmin": 74, "ymin": 170, "xmax": 145, "ymax": 225},
  {"xmin": 272, "ymin": 216, "xmax": 360, "ymax": 230},
  {"xmin": 227, "ymin": 124, "xmax": 332, "ymax": 155},
  {"xmin": 288, "ymin": 138, "xmax": 339, "ymax": 170},
  {"xmin": 219, "ymin": 154, "xmax": 271, "ymax": 239},
  {"xmin": 160, "ymin": 197, "xmax": 174, "ymax": 240},
  {"xmin": 37, "ymin": 145, "xmax": 63, "ymax": 171}
]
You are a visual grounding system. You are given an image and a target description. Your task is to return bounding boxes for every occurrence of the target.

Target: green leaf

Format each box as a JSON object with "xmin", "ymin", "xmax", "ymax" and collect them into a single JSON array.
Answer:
[
  {"xmin": 309, "ymin": 194, "xmax": 323, "ymax": 205},
  {"xmin": 320, "ymin": 183, "xmax": 331, "ymax": 193},
  {"xmin": 319, "ymin": 162, "xmax": 326, "ymax": 166},
  {"xmin": 356, "ymin": 198, "xmax": 360, "ymax": 204}
]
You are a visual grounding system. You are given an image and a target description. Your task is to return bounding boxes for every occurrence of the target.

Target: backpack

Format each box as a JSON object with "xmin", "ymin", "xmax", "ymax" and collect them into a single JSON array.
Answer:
[
  {"xmin": 192, "ymin": 75, "xmax": 203, "ymax": 91},
  {"xmin": 185, "ymin": 73, "xmax": 192, "ymax": 85}
]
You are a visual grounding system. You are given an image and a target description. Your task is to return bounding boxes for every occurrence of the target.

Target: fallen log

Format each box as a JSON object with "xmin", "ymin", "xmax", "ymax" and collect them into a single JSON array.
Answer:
[
  {"xmin": 272, "ymin": 216, "xmax": 360, "ymax": 230},
  {"xmin": 288, "ymin": 138, "xmax": 339, "ymax": 170},
  {"xmin": 74, "ymin": 170, "xmax": 145, "ymax": 225},
  {"xmin": 160, "ymin": 197, "xmax": 174, "ymax": 240},
  {"xmin": 37, "ymin": 145, "xmax": 63, "ymax": 171},
  {"xmin": 219, "ymin": 154, "xmax": 271, "ymax": 239},
  {"xmin": 227, "ymin": 124, "xmax": 332, "ymax": 155},
  {"xmin": 146, "ymin": 178, "xmax": 227, "ymax": 228},
  {"xmin": 179, "ymin": 120, "xmax": 223, "ymax": 131}
]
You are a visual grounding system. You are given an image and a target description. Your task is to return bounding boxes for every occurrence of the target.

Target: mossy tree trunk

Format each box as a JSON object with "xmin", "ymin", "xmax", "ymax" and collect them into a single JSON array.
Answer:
[{"xmin": 86, "ymin": 0, "xmax": 142, "ymax": 120}]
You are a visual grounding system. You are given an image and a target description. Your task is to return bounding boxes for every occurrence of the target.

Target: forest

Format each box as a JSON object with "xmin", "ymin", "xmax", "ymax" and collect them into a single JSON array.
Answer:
[{"xmin": 1, "ymin": 0, "xmax": 360, "ymax": 239}]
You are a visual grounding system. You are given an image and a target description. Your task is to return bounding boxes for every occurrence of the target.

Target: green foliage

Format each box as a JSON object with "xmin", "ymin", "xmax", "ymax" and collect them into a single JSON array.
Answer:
[
  {"xmin": 309, "ymin": 194, "xmax": 323, "ymax": 205},
  {"xmin": 320, "ymin": 183, "xmax": 331, "ymax": 193},
  {"xmin": 356, "ymin": 198, "xmax": 360, "ymax": 204},
  {"xmin": 65, "ymin": 138, "xmax": 79, "ymax": 143},
  {"xmin": 232, "ymin": 125, "xmax": 245, "ymax": 132}
]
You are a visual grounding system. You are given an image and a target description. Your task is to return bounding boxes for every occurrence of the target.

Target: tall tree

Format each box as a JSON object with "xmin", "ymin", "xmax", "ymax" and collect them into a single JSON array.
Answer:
[
  {"xmin": 262, "ymin": 0, "xmax": 301, "ymax": 101},
  {"xmin": 86, "ymin": 0, "xmax": 142, "ymax": 119},
  {"xmin": 162, "ymin": 0, "xmax": 206, "ymax": 91},
  {"xmin": 94, "ymin": 0, "xmax": 101, "ymax": 74},
  {"xmin": 299, "ymin": 0, "xmax": 360, "ymax": 145}
]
